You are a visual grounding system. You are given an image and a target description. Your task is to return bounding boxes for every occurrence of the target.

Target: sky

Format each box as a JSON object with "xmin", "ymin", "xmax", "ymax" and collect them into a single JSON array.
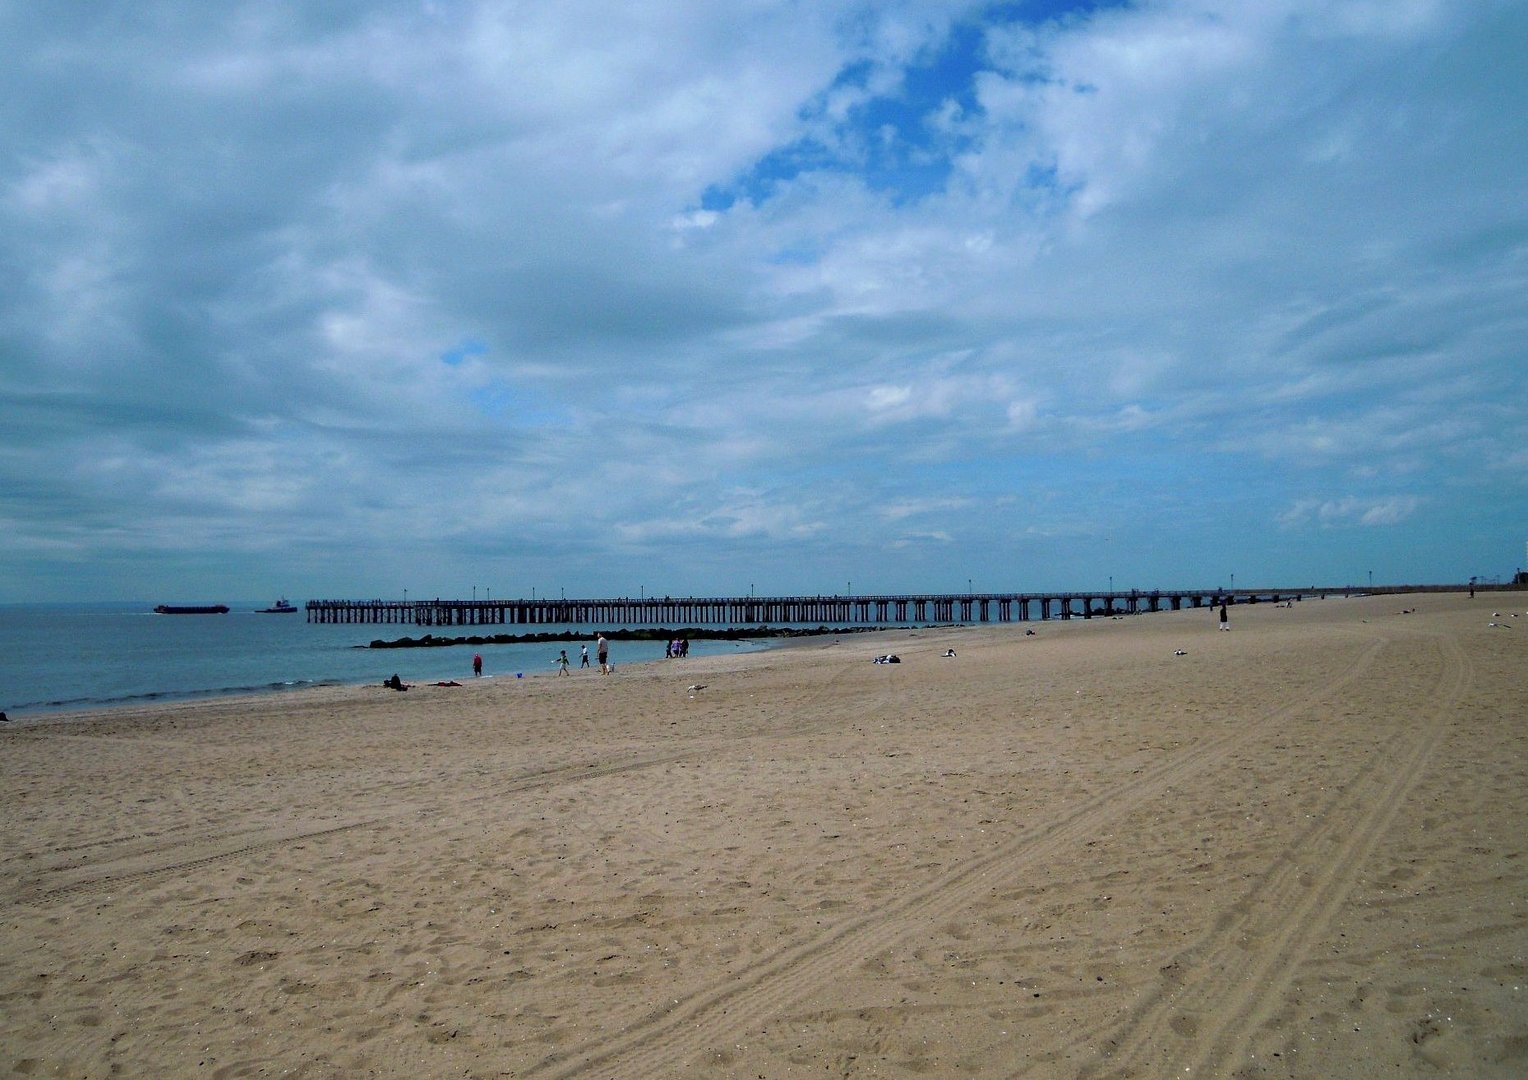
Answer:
[{"xmin": 2, "ymin": 0, "xmax": 1525, "ymax": 604}]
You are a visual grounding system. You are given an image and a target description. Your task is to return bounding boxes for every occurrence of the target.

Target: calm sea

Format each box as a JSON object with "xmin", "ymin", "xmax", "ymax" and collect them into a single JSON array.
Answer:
[{"xmin": 0, "ymin": 602, "xmax": 775, "ymax": 719}]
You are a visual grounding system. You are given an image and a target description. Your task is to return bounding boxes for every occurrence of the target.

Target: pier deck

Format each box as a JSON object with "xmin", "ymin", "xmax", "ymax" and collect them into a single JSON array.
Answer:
[{"xmin": 304, "ymin": 588, "xmax": 1373, "ymax": 627}]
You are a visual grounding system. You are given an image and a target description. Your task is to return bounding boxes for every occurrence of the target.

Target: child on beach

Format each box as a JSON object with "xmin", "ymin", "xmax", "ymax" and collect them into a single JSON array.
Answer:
[{"xmin": 555, "ymin": 650, "xmax": 571, "ymax": 675}]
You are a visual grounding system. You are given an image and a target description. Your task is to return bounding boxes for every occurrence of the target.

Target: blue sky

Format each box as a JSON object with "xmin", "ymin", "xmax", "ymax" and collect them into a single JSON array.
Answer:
[{"xmin": 2, "ymin": 0, "xmax": 1524, "ymax": 603}]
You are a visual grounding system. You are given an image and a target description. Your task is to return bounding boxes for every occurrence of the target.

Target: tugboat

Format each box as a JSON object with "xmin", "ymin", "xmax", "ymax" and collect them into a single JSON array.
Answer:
[
  {"xmin": 154, "ymin": 603, "xmax": 230, "ymax": 615},
  {"xmin": 258, "ymin": 598, "xmax": 298, "ymax": 614}
]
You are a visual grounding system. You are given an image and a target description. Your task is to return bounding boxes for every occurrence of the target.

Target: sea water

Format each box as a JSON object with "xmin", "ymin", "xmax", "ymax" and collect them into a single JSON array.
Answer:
[{"xmin": 0, "ymin": 602, "xmax": 775, "ymax": 719}]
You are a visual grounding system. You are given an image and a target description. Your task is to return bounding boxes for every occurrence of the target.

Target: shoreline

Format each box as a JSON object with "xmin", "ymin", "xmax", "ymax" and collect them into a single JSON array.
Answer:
[
  {"xmin": 3, "ymin": 624, "xmax": 847, "ymax": 724},
  {"xmin": 3, "ymin": 592, "xmax": 1524, "ymax": 1076},
  {"xmin": 357, "ymin": 623, "xmax": 902, "ymax": 649},
  {"xmin": 0, "ymin": 623, "xmax": 907, "ymax": 726},
  {"xmin": 0, "ymin": 613, "xmax": 1146, "ymax": 724}
]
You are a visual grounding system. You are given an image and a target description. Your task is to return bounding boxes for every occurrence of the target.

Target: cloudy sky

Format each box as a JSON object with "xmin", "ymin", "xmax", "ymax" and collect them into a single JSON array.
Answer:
[{"xmin": 3, "ymin": 0, "xmax": 1524, "ymax": 603}]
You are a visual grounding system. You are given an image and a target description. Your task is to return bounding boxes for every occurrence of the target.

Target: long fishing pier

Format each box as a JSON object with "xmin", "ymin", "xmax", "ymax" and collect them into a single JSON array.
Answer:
[{"xmin": 305, "ymin": 588, "xmax": 1359, "ymax": 627}]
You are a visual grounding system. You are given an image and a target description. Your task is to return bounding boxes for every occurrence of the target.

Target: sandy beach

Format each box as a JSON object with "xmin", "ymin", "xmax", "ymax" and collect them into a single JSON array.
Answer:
[{"xmin": 1, "ymin": 592, "xmax": 1524, "ymax": 1078}]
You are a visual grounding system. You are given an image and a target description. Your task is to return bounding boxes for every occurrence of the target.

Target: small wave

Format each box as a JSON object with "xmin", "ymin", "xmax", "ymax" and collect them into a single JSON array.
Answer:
[{"xmin": 7, "ymin": 678, "xmax": 346, "ymax": 718}]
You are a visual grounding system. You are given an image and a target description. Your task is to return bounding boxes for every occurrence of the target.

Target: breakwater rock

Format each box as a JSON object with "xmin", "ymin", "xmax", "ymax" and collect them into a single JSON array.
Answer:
[{"xmin": 358, "ymin": 625, "xmax": 900, "ymax": 650}]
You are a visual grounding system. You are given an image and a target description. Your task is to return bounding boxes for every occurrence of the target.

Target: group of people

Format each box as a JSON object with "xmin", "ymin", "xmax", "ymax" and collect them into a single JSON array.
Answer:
[
  {"xmin": 552, "ymin": 634, "xmax": 613, "ymax": 675},
  {"xmin": 396, "ymin": 634, "xmax": 623, "ymax": 686},
  {"xmin": 664, "ymin": 638, "xmax": 689, "ymax": 658}
]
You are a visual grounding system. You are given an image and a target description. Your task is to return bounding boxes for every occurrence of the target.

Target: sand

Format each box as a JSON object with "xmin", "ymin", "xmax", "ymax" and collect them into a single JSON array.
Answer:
[{"xmin": 1, "ymin": 591, "xmax": 1524, "ymax": 1078}]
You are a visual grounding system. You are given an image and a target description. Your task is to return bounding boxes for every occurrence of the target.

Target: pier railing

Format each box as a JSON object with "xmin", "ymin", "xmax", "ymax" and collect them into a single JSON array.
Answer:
[{"xmin": 303, "ymin": 587, "xmax": 1386, "ymax": 627}]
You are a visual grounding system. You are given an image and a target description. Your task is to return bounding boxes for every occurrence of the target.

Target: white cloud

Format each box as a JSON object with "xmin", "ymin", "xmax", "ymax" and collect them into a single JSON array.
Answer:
[
  {"xmin": 1, "ymin": 0, "xmax": 1523, "ymax": 598},
  {"xmin": 10, "ymin": 146, "xmax": 107, "ymax": 213},
  {"xmin": 615, "ymin": 492, "xmax": 829, "ymax": 545},
  {"xmin": 866, "ymin": 384, "xmax": 914, "ymax": 411},
  {"xmin": 889, "ymin": 531, "xmax": 955, "ymax": 549},
  {"xmin": 880, "ymin": 496, "xmax": 975, "ymax": 522},
  {"xmin": 1279, "ymin": 495, "xmax": 1423, "ymax": 529}
]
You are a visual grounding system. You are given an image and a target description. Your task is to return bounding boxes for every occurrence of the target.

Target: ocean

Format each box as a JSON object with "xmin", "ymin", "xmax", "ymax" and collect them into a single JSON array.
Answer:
[{"xmin": 0, "ymin": 602, "xmax": 777, "ymax": 719}]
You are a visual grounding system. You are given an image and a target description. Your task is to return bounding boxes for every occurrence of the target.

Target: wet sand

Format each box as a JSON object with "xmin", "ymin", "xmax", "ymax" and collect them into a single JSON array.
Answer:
[{"xmin": 1, "ymin": 591, "xmax": 1525, "ymax": 1078}]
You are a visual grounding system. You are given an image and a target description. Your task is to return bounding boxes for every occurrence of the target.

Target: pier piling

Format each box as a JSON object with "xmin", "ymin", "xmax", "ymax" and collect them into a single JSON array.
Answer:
[{"xmin": 303, "ymin": 588, "xmax": 1364, "ymax": 627}]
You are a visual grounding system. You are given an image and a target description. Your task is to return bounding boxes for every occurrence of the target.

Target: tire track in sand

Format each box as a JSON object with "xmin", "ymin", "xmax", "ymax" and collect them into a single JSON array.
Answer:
[
  {"xmin": 524, "ymin": 639, "xmax": 1392, "ymax": 1080},
  {"xmin": 7, "ymin": 661, "xmax": 868, "ymax": 907},
  {"xmin": 1077, "ymin": 628, "xmax": 1470, "ymax": 1080},
  {"xmin": 4, "ymin": 754, "xmax": 702, "ymax": 906}
]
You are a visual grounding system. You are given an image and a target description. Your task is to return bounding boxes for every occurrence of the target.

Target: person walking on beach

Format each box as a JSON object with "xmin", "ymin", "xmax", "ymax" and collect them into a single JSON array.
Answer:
[
  {"xmin": 472, "ymin": 653, "xmax": 483, "ymax": 677},
  {"xmin": 597, "ymin": 633, "xmax": 609, "ymax": 674},
  {"xmin": 556, "ymin": 649, "xmax": 571, "ymax": 676},
  {"xmin": 1219, "ymin": 601, "xmax": 1230, "ymax": 631},
  {"xmin": 580, "ymin": 644, "xmax": 590, "ymax": 668}
]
